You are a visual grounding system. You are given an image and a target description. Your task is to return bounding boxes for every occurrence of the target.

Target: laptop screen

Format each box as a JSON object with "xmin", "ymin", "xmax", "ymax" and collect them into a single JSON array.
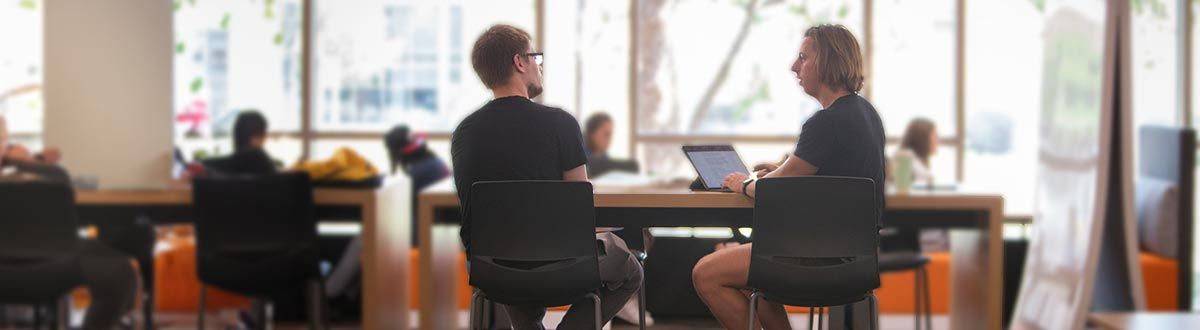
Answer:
[{"xmin": 683, "ymin": 145, "xmax": 749, "ymax": 190}]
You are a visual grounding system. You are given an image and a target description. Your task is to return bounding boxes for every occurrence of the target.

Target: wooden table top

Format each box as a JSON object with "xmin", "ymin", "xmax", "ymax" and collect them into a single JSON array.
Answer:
[
  {"xmin": 418, "ymin": 179, "xmax": 1004, "ymax": 211},
  {"xmin": 75, "ymin": 187, "xmax": 378, "ymax": 206}
]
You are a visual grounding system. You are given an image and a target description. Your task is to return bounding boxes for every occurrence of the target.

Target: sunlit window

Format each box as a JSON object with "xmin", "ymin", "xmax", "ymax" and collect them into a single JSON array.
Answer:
[
  {"xmin": 173, "ymin": 0, "xmax": 304, "ymax": 164},
  {"xmin": 0, "ymin": 0, "xmax": 43, "ymax": 149},
  {"xmin": 963, "ymin": 0, "xmax": 1045, "ymax": 215},
  {"xmin": 543, "ymin": 0, "xmax": 632, "ymax": 158},
  {"xmin": 310, "ymin": 0, "xmax": 535, "ymax": 134}
]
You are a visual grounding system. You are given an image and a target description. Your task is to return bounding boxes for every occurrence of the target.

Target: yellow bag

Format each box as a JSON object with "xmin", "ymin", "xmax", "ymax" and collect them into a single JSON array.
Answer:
[{"xmin": 291, "ymin": 147, "xmax": 380, "ymax": 182}]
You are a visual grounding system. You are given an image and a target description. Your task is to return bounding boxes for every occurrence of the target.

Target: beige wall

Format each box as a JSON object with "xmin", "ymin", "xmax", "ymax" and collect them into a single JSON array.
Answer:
[{"xmin": 44, "ymin": 0, "xmax": 173, "ymax": 189}]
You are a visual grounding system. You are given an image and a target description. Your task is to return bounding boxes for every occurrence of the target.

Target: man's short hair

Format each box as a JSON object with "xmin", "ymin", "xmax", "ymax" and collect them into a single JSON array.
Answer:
[
  {"xmin": 471, "ymin": 24, "xmax": 533, "ymax": 89},
  {"xmin": 804, "ymin": 24, "xmax": 865, "ymax": 93}
]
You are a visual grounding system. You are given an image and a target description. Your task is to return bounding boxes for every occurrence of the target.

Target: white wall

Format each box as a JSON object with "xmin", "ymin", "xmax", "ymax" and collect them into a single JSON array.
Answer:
[{"xmin": 44, "ymin": 0, "xmax": 173, "ymax": 189}]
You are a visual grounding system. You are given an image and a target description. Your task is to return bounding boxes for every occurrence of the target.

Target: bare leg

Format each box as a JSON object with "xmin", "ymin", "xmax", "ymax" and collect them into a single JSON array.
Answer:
[{"xmin": 692, "ymin": 243, "xmax": 790, "ymax": 329}]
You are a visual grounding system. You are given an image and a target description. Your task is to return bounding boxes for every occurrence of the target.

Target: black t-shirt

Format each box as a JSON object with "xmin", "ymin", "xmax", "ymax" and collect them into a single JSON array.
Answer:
[
  {"xmin": 202, "ymin": 148, "xmax": 278, "ymax": 177},
  {"xmin": 451, "ymin": 96, "xmax": 588, "ymax": 250},
  {"xmin": 792, "ymin": 94, "xmax": 887, "ymax": 217}
]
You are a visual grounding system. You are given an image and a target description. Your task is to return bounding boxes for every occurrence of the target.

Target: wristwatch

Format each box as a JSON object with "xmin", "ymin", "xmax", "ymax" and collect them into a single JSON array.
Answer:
[{"xmin": 741, "ymin": 177, "xmax": 756, "ymax": 198}]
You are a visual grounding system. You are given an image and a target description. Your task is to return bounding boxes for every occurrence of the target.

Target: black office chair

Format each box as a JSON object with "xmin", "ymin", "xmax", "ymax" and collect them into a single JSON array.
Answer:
[
  {"xmin": 466, "ymin": 180, "xmax": 645, "ymax": 330},
  {"xmin": 0, "ymin": 181, "xmax": 82, "ymax": 329},
  {"xmin": 746, "ymin": 176, "xmax": 881, "ymax": 330},
  {"xmin": 192, "ymin": 172, "xmax": 327, "ymax": 330}
]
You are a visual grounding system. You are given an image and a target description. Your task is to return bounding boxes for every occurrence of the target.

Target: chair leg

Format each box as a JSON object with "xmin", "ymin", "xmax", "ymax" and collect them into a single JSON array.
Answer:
[
  {"xmin": 913, "ymin": 268, "xmax": 921, "ymax": 330},
  {"xmin": 587, "ymin": 292, "xmax": 602, "ymax": 330},
  {"xmin": 197, "ymin": 284, "xmax": 206, "ymax": 330},
  {"xmin": 263, "ymin": 301, "xmax": 275, "ymax": 330},
  {"xmin": 868, "ymin": 294, "xmax": 879, "ymax": 330},
  {"xmin": 33, "ymin": 304, "xmax": 42, "ymax": 330},
  {"xmin": 56, "ymin": 297, "xmax": 69, "ymax": 330},
  {"xmin": 816, "ymin": 308, "xmax": 824, "ymax": 330},
  {"xmin": 747, "ymin": 291, "xmax": 760, "ymax": 330},
  {"xmin": 920, "ymin": 267, "xmax": 932, "ymax": 330},
  {"xmin": 807, "ymin": 305, "xmax": 814, "ymax": 330},
  {"xmin": 469, "ymin": 290, "xmax": 480, "ymax": 330},
  {"xmin": 638, "ymin": 265, "xmax": 646, "ymax": 330},
  {"xmin": 46, "ymin": 302, "xmax": 57, "ymax": 330},
  {"xmin": 144, "ymin": 289, "xmax": 155, "ymax": 330},
  {"xmin": 306, "ymin": 279, "xmax": 328, "ymax": 330}
]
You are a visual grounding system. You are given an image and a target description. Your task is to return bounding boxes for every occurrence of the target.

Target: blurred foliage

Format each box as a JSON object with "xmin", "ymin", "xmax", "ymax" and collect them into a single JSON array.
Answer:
[
  {"xmin": 190, "ymin": 77, "xmax": 204, "ymax": 94},
  {"xmin": 175, "ymin": 41, "xmax": 186, "ymax": 54},
  {"xmin": 1132, "ymin": 0, "xmax": 1170, "ymax": 18},
  {"xmin": 19, "ymin": 0, "xmax": 35, "ymax": 10},
  {"xmin": 220, "ymin": 12, "xmax": 230, "ymax": 29},
  {"xmin": 264, "ymin": 0, "xmax": 276, "ymax": 19}
]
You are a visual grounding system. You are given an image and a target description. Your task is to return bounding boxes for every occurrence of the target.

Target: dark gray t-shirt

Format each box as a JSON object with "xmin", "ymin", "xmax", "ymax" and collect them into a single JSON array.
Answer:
[
  {"xmin": 451, "ymin": 96, "xmax": 588, "ymax": 250},
  {"xmin": 793, "ymin": 94, "xmax": 887, "ymax": 216}
]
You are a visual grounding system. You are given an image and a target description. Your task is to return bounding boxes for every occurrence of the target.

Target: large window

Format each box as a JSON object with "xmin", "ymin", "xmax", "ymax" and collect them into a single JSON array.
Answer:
[
  {"xmin": 1130, "ymin": 0, "xmax": 1181, "ymax": 128},
  {"xmin": 635, "ymin": 0, "xmax": 863, "ymax": 176},
  {"xmin": 963, "ymin": 0, "xmax": 1045, "ymax": 215},
  {"xmin": 173, "ymin": 0, "xmax": 304, "ymax": 165},
  {"xmin": 873, "ymin": 0, "xmax": 959, "ymax": 184},
  {"xmin": 0, "ymin": 0, "xmax": 43, "ymax": 149},
  {"xmin": 543, "ymin": 0, "xmax": 632, "ymax": 158},
  {"xmin": 311, "ymin": 0, "xmax": 535, "ymax": 134}
]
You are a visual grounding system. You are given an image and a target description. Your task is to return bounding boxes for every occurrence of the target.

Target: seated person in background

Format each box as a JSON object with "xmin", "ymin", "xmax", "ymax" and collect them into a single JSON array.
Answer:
[
  {"xmin": 385, "ymin": 125, "xmax": 451, "ymax": 192},
  {"xmin": 583, "ymin": 112, "xmax": 653, "ymax": 324},
  {"xmin": 201, "ymin": 111, "xmax": 278, "ymax": 176},
  {"xmin": 324, "ymin": 125, "xmax": 451, "ymax": 299},
  {"xmin": 0, "ymin": 115, "xmax": 62, "ymax": 167},
  {"xmin": 895, "ymin": 117, "xmax": 937, "ymax": 185},
  {"xmin": 583, "ymin": 112, "xmax": 638, "ymax": 178},
  {"xmin": 452, "ymin": 24, "xmax": 642, "ymax": 329},
  {"xmin": 896, "ymin": 118, "xmax": 949, "ymax": 251}
]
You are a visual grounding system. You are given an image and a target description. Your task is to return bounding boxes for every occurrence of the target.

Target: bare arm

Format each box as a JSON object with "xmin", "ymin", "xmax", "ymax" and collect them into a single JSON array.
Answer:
[
  {"xmin": 563, "ymin": 164, "xmax": 589, "ymax": 182},
  {"xmin": 726, "ymin": 154, "xmax": 818, "ymax": 198}
]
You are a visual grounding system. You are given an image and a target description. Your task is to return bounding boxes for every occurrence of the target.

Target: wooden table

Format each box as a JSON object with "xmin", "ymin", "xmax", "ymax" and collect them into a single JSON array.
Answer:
[
  {"xmin": 75, "ymin": 181, "xmax": 411, "ymax": 330},
  {"xmin": 1089, "ymin": 312, "xmax": 1200, "ymax": 329},
  {"xmin": 418, "ymin": 180, "xmax": 1005, "ymax": 330}
]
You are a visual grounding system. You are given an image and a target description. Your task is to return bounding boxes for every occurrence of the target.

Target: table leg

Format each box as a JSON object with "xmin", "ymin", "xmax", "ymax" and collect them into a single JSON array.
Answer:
[
  {"xmin": 363, "ymin": 183, "xmax": 410, "ymax": 329},
  {"xmin": 948, "ymin": 205, "xmax": 1004, "ymax": 330},
  {"xmin": 419, "ymin": 201, "xmax": 460, "ymax": 329}
]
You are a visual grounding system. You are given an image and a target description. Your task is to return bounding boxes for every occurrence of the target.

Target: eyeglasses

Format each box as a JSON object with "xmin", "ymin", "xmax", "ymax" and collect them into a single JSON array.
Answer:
[{"xmin": 525, "ymin": 52, "xmax": 544, "ymax": 65}]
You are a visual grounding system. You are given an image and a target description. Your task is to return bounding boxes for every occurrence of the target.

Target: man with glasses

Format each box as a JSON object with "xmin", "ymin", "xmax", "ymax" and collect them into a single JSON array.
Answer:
[{"xmin": 451, "ymin": 24, "xmax": 643, "ymax": 329}]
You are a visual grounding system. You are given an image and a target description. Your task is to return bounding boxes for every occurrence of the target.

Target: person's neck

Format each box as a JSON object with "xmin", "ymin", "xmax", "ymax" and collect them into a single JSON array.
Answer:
[
  {"xmin": 491, "ymin": 80, "xmax": 529, "ymax": 100},
  {"xmin": 816, "ymin": 88, "xmax": 851, "ymax": 109}
]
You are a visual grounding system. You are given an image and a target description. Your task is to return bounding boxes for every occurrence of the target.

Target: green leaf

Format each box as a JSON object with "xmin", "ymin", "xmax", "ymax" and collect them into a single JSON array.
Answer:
[
  {"xmin": 19, "ymin": 0, "xmax": 36, "ymax": 10},
  {"xmin": 838, "ymin": 5, "xmax": 848, "ymax": 19},
  {"xmin": 220, "ymin": 13, "xmax": 231, "ymax": 30},
  {"xmin": 190, "ymin": 77, "xmax": 204, "ymax": 93},
  {"xmin": 173, "ymin": 0, "xmax": 181, "ymax": 12},
  {"xmin": 274, "ymin": 32, "xmax": 284, "ymax": 46},
  {"xmin": 175, "ymin": 42, "xmax": 186, "ymax": 54}
]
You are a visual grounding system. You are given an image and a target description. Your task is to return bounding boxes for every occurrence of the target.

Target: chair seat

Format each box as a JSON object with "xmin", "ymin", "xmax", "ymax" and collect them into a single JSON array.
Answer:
[{"xmin": 878, "ymin": 252, "xmax": 931, "ymax": 272}]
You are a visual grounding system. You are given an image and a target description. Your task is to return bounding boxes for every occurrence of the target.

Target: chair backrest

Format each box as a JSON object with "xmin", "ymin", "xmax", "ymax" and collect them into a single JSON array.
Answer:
[
  {"xmin": 192, "ymin": 172, "xmax": 318, "ymax": 290},
  {"xmin": 467, "ymin": 180, "xmax": 601, "ymax": 306},
  {"xmin": 748, "ymin": 176, "xmax": 880, "ymax": 307},
  {"xmin": 0, "ymin": 181, "xmax": 83, "ymax": 303},
  {"xmin": 0, "ymin": 181, "xmax": 80, "ymax": 258},
  {"xmin": 1136, "ymin": 125, "xmax": 1195, "ymax": 310},
  {"xmin": 12, "ymin": 164, "xmax": 71, "ymax": 184}
]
